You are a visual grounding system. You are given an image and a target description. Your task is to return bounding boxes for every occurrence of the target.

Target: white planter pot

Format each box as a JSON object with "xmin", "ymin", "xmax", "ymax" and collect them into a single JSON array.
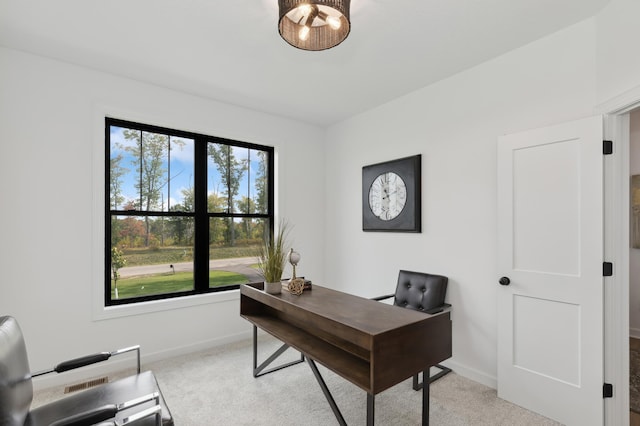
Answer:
[{"xmin": 264, "ymin": 281, "xmax": 281, "ymax": 295}]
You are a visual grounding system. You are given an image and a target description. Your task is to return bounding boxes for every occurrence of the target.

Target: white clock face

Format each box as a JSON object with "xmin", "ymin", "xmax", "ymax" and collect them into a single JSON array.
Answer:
[{"xmin": 368, "ymin": 172, "xmax": 407, "ymax": 221}]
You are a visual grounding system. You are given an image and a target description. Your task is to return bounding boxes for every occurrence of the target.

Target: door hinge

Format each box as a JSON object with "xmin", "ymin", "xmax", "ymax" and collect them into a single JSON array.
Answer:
[
  {"xmin": 603, "ymin": 140, "xmax": 613, "ymax": 155},
  {"xmin": 603, "ymin": 383, "xmax": 613, "ymax": 398},
  {"xmin": 603, "ymin": 262, "xmax": 613, "ymax": 277}
]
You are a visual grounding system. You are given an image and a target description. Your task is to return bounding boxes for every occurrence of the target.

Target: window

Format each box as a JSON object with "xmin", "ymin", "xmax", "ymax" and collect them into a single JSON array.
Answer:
[{"xmin": 106, "ymin": 118, "xmax": 273, "ymax": 305}]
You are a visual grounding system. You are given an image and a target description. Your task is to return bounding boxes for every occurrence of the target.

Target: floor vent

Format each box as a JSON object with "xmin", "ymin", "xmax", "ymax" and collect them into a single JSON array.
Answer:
[{"xmin": 64, "ymin": 376, "xmax": 108, "ymax": 394}]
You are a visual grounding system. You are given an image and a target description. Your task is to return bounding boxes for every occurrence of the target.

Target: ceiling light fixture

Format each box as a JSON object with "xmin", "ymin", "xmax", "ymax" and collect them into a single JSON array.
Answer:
[{"xmin": 278, "ymin": 0, "xmax": 351, "ymax": 51}]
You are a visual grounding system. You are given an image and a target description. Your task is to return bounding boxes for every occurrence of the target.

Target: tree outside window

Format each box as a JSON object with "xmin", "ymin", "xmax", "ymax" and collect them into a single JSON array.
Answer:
[{"xmin": 106, "ymin": 118, "xmax": 273, "ymax": 305}]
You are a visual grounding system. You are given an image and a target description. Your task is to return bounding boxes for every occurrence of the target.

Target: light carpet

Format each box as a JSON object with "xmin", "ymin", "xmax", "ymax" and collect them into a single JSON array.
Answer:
[
  {"xmin": 33, "ymin": 335, "xmax": 562, "ymax": 425},
  {"xmin": 632, "ymin": 339, "xmax": 640, "ymax": 413}
]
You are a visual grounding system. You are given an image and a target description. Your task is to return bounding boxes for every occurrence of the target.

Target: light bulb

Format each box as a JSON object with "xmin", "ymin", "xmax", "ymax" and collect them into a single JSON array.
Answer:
[
  {"xmin": 297, "ymin": 4, "xmax": 312, "ymax": 17},
  {"xmin": 297, "ymin": 4, "xmax": 318, "ymax": 42},
  {"xmin": 326, "ymin": 15, "xmax": 341, "ymax": 30},
  {"xmin": 299, "ymin": 25, "xmax": 310, "ymax": 41}
]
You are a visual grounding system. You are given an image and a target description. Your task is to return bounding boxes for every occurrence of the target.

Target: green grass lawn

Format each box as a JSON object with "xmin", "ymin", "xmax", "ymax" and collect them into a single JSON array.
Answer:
[
  {"xmin": 121, "ymin": 245, "xmax": 259, "ymax": 267},
  {"xmin": 111, "ymin": 270, "xmax": 248, "ymax": 299}
]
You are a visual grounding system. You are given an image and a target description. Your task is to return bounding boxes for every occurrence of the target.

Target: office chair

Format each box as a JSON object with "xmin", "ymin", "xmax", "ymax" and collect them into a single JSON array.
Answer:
[
  {"xmin": 0, "ymin": 315, "xmax": 173, "ymax": 426},
  {"xmin": 372, "ymin": 269, "xmax": 452, "ymax": 390}
]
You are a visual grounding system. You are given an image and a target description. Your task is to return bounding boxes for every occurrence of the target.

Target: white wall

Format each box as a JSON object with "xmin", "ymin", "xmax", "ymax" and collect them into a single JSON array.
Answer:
[
  {"xmin": 0, "ymin": 47, "xmax": 326, "ymax": 379},
  {"xmin": 323, "ymin": 19, "xmax": 598, "ymax": 386},
  {"xmin": 596, "ymin": 0, "xmax": 640, "ymax": 107}
]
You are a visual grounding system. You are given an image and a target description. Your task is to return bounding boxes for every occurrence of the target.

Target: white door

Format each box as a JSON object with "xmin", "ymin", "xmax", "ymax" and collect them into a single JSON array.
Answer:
[{"xmin": 497, "ymin": 116, "xmax": 604, "ymax": 425}]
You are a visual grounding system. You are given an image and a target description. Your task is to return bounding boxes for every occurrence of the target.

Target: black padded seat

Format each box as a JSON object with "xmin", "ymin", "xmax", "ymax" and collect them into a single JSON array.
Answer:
[
  {"xmin": 393, "ymin": 270, "xmax": 449, "ymax": 314},
  {"xmin": 25, "ymin": 371, "xmax": 173, "ymax": 426}
]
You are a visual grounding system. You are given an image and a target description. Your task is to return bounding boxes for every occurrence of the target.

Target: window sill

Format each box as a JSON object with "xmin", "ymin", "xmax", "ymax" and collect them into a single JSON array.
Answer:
[{"xmin": 92, "ymin": 289, "xmax": 240, "ymax": 321}]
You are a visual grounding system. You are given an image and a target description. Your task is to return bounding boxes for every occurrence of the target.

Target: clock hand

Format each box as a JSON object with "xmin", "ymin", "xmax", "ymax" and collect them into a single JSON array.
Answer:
[{"xmin": 382, "ymin": 190, "xmax": 397, "ymax": 200}]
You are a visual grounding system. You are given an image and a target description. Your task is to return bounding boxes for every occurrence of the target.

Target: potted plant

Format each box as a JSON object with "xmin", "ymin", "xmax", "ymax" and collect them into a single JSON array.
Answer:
[{"xmin": 258, "ymin": 220, "xmax": 290, "ymax": 294}]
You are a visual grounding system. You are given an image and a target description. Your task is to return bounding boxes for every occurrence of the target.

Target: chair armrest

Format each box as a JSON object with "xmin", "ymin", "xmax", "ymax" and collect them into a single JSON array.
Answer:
[
  {"xmin": 54, "ymin": 352, "xmax": 112, "ymax": 373},
  {"xmin": 425, "ymin": 303, "xmax": 452, "ymax": 315},
  {"xmin": 48, "ymin": 404, "xmax": 118, "ymax": 426},
  {"xmin": 119, "ymin": 392, "xmax": 162, "ymax": 426},
  {"xmin": 120, "ymin": 404, "xmax": 162, "ymax": 425},
  {"xmin": 32, "ymin": 345, "xmax": 141, "ymax": 377},
  {"xmin": 47, "ymin": 393, "xmax": 162, "ymax": 426},
  {"xmin": 370, "ymin": 294, "xmax": 395, "ymax": 302}
]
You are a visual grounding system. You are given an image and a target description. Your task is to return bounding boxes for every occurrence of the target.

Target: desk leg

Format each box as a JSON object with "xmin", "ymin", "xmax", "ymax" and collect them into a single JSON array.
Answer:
[
  {"xmin": 422, "ymin": 369, "xmax": 430, "ymax": 426},
  {"xmin": 413, "ymin": 364, "xmax": 452, "ymax": 391},
  {"xmin": 367, "ymin": 393, "xmax": 375, "ymax": 426},
  {"xmin": 306, "ymin": 358, "xmax": 347, "ymax": 426},
  {"xmin": 252, "ymin": 326, "xmax": 305, "ymax": 377}
]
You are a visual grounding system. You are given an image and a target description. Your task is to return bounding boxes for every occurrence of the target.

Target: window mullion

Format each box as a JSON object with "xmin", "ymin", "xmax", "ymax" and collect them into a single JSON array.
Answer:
[{"xmin": 193, "ymin": 138, "xmax": 209, "ymax": 291}]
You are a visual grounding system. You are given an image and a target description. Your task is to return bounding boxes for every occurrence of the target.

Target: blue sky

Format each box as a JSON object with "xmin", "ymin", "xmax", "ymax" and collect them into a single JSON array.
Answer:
[{"xmin": 109, "ymin": 126, "xmax": 263, "ymax": 212}]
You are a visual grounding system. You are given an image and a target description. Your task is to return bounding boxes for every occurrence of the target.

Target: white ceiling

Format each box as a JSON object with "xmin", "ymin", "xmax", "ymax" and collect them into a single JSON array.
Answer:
[{"xmin": 0, "ymin": 0, "xmax": 610, "ymax": 127}]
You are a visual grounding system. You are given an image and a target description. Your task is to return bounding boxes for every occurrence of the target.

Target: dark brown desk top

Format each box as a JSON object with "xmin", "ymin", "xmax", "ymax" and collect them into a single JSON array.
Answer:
[
  {"xmin": 243, "ymin": 283, "xmax": 438, "ymax": 334},
  {"xmin": 240, "ymin": 282, "xmax": 452, "ymax": 394}
]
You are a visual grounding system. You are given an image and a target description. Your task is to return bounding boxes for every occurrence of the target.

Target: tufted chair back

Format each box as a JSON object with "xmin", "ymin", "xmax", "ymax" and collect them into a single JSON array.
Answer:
[
  {"xmin": 393, "ymin": 270, "xmax": 448, "ymax": 313},
  {"xmin": 0, "ymin": 316, "xmax": 34, "ymax": 426}
]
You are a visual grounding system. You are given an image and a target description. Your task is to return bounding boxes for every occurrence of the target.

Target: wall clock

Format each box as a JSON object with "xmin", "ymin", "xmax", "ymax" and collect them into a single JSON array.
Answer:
[{"xmin": 362, "ymin": 154, "xmax": 421, "ymax": 232}]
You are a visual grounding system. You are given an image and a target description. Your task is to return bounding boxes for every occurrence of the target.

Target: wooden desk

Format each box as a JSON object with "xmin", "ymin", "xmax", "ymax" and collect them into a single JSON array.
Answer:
[{"xmin": 240, "ymin": 283, "xmax": 452, "ymax": 425}]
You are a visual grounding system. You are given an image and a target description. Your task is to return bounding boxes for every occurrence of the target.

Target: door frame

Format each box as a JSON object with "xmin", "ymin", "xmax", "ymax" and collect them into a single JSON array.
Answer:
[{"xmin": 599, "ymin": 86, "xmax": 640, "ymax": 426}]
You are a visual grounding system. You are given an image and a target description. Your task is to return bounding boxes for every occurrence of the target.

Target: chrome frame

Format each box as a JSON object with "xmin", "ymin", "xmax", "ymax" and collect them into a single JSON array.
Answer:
[
  {"xmin": 31, "ymin": 345, "xmax": 162, "ymax": 425},
  {"xmin": 111, "ymin": 345, "xmax": 141, "ymax": 374},
  {"xmin": 117, "ymin": 392, "xmax": 162, "ymax": 426}
]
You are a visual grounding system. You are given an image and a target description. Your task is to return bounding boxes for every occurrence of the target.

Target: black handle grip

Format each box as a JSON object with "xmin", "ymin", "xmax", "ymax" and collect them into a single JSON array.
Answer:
[
  {"xmin": 54, "ymin": 352, "xmax": 111, "ymax": 373},
  {"xmin": 499, "ymin": 277, "xmax": 511, "ymax": 286}
]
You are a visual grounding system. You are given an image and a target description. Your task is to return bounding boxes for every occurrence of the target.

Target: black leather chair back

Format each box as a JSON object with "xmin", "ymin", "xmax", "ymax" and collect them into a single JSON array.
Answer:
[
  {"xmin": 0, "ymin": 316, "xmax": 34, "ymax": 426},
  {"xmin": 393, "ymin": 270, "xmax": 448, "ymax": 312}
]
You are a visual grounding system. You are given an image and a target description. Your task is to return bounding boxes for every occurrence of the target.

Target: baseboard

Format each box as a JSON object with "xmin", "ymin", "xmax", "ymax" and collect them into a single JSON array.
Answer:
[
  {"xmin": 32, "ymin": 330, "xmax": 252, "ymax": 391},
  {"xmin": 141, "ymin": 329, "xmax": 253, "ymax": 365},
  {"xmin": 441, "ymin": 359, "xmax": 497, "ymax": 390}
]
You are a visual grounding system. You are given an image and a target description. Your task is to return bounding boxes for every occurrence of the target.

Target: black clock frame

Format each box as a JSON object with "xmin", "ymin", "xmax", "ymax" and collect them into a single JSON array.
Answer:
[{"xmin": 362, "ymin": 154, "xmax": 421, "ymax": 232}]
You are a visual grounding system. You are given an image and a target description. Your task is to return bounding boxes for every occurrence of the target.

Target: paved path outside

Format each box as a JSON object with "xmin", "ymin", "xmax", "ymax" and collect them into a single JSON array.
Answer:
[{"xmin": 117, "ymin": 256, "xmax": 262, "ymax": 282}]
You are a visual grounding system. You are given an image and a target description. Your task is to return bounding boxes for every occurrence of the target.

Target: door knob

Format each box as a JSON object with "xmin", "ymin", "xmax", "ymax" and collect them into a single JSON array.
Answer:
[{"xmin": 499, "ymin": 277, "xmax": 511, "ymax": 286}]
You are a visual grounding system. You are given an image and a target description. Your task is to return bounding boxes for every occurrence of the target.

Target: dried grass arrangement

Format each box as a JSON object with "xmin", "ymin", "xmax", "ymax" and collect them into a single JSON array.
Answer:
[{"xmin": 258, "ymin": 220, "xmax": 291, "ymax": 291}]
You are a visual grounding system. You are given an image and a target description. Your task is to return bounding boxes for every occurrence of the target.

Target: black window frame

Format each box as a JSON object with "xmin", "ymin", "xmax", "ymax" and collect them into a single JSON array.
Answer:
[{"xmin": 105, "ymin": 117, "xmax": 274, "ymax": 306}]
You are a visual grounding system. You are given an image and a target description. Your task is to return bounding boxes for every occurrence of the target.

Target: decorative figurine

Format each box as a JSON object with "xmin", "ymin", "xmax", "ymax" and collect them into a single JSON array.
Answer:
[{"xmin": 287, "ymin": 248, "xmax": 304, "ymax": 295}]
